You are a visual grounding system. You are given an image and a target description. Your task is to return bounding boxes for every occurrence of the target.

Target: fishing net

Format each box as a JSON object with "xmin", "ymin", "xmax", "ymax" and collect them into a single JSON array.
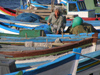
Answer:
[{"xmin": 15, "ymin": 13, "xmax": 43, "ymax": 22}]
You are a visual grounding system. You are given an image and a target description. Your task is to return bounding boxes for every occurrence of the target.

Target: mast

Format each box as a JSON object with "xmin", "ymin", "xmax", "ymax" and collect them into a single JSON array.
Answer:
[{"xmin": 51, "ymin": 0, "xmax": 55, "ymax": 12}]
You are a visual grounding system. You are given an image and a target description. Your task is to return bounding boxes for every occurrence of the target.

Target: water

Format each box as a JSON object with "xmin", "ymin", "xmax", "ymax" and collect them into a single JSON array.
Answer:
[{"xmin": 0, "ymin": 0, "xmax": 57, "ymax": 9}]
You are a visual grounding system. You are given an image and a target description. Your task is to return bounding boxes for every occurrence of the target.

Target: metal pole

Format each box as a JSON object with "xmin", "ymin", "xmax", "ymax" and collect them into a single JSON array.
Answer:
[{"xmin": 74, "ymin": 52, "xmax": 100, "ymax": 61}]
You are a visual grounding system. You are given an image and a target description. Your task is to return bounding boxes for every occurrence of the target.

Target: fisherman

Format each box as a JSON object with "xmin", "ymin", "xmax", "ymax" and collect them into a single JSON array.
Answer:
[
  {"xmin": 47, "ymin": 7, "xmax": 66, "ymax": 34},
  {"xmin": 66, "ymin": 17, "xmax": 97, "ymax": 34}
]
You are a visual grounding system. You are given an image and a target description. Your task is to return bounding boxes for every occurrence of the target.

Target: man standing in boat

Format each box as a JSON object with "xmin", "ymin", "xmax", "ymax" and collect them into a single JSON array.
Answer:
[{"xmin": 47, "ymin": 7, "xmax": 66, "ymax": 34}]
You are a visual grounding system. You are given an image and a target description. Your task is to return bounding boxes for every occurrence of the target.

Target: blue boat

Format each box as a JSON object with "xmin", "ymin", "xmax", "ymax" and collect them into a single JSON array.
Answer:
[
  {"xmin": 2, "ymin": 46, "xmax": 100, "ymax": 75},
  {"xmin": 77, "ymin": 49, "xmax": 100, "ymax": 75},
  {"xmin": 1, "ymin": 46, "xmax": 100, "ymax": 75},
  {"xmin": 20, "ymin": 0, "xmax": 50, "ymax": 9},
  {"xmin": 0, "ymin": 22, "xmax": 51, "ymax": 35},
  {"xmin": 30, "ymin": 0, "xmax": 49, "ymax": 9},
  {"xmin": 1, "ymin": 48, "xmax": 81, "ymax": 75},
  {"xmin": 0, "ymin": 35, "xmax": 97, "ymax": 58},
  {"xmin": 0, "ymin": 19, "xmax": 99, "ymax": 36},
  {"xmin": 0, "ymin": 12, "xmax": 43, "ymax": 23},
  {"xmin": 0, "ymin": 32, "xmax": 97, "ymax": 43}
]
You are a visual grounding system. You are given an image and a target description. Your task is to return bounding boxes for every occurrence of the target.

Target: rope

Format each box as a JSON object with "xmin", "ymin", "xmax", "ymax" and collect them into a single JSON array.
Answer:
[{"xmin": 74, "ymin": 52, "xmax": 100, "ymax": 61}]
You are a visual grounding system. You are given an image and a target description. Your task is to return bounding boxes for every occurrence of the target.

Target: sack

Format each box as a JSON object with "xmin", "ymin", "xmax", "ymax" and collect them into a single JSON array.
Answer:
[{"xmin": 69, "ymin": 25, "xmax": 86, "ymax": 34}]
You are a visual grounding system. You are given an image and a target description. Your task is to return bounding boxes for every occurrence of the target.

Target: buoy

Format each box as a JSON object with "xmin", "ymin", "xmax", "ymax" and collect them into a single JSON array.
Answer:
[{"xmin": 72, "ymin": 17, "xmax": 83, "ymax": 28}]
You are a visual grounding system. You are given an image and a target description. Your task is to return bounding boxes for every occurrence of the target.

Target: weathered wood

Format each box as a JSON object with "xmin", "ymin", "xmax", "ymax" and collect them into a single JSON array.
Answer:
[
  {"xmin": 34, "ymin": 42, "xmax": 69, "ymax": 48},
  {"xmin": 25, "ymin": 41, "xmax": 34, "ymax": 47},
  {"xmin": 34, "ymin": 42, "xmax": 52, "ymax": 48},
  {"xmin": 16, "ymin": 9, "xmax": 51, "ymax": 18},
  {"xmin": 16, "ymin": 9, "xmax": 19, "ymax": 16},
  {"xmin": 52, "ymin": 43, "xmax": 70, "ymax": 46},
  {"xmin": 65, "ymin": 15, "xmax": 78, "ymax": 19},
  {"xmin": 0, "ymin": 35, "xmax": 97, "ymax": 57},
  {"xmin": 17, "ymin": 9, "xmax": 51, "ymax": 13},
  {"xmin": 17, "ymin": 12, "xmax": 50, "ymax": 18},
  {"xmin": 34, "ymin": 13, "xmax": 51, "ymax": 16}
]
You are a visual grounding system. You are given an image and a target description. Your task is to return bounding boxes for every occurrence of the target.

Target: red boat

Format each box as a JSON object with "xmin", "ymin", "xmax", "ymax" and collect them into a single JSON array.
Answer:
[{"xmin": 0, "ymin": 6, "xmax": 16, "ymax": 16}]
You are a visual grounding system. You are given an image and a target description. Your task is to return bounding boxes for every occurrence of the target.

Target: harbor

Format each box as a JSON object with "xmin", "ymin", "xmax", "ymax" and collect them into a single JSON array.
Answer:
[{"xmin": 0, "ymin": 0, "xmax": 100, "ymax": 75}]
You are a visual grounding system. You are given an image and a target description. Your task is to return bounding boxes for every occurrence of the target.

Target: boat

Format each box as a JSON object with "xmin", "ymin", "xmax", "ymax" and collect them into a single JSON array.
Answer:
[
  {"xmin": 0, "ymin": 20, "xmax": 98, "ymax": 43},
  {"xmin": 0, "ymin": 12, "xmax": 53, "ymax": 35},
  {"xmin": 61, "ymin": 0, "xmax": 100, "ymax": 21},
  {"xmin": 29, "ymin": 0, "xmax": 100, "ymax": 21},
  {"xmin": 45, "ymin": 0, "xmax": 100, "ymax": 21},
  {"xmin": 77, "ymin": 49, "xmax": 100, "ymax": 75},
  {"xmin": 0, "ymin": 19, "xmax": 100, "ymax": 36},
  {"xmin": 0, "ymin": 28, "xmax": 97, "ymax": 42},
  {"xmin": 1, "ymin": 48, "xmax": 82, "ymax": 75},
  {"xmin": 1, "ymin": 1, "xmax": 100, "ymax": 34},
  {"xmin": 20, "ymin": 0, "xmax": 50, "ymax": 10},
  {"xmin": 0, "ymin": 0, "xmax": 49, "ymax": 17},
  {"xmin": 29, "ymin": 0, "xmax": 49, "ymax": 9},
  {"xmin": 0, "ymin": 6, "xmax": 16, "ymax": 16},
  {"xmin": 2, "ymin": 0, "xmax": 100, "ymax": 21},
  {"xmin": 0, "ymin": 33, "xmax": 97, "ymax": 58},
  {"xmin": 84, "ymin": 0, "xmax": 100, "ymax": 16},
  {"xmin": 3, "ymin": 46, "xmax": 100, "ymax": 75},
  {"xmin": 0, "ymin": 22, "xmax": 51, "ymax": 35},
  {"xmin": 0, "ymin": 12, "xmax": 43, "ymax": 23}
]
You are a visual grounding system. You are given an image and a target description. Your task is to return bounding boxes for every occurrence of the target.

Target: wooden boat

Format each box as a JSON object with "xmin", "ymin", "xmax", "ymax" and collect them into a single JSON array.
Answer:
[
  {"xmin": 3, "ymin": 46, "xmax": 100, "ymax": 75},
  {"xmin": 0, "ymin": 13, "xmax": 43, "ymax": 23},
  {"xmin": 2, "ymin": 0, "xmax": 97, "ymax": 21},
  {"xmin": 0, "ymin": 13, "xmax": 53, "ymax": 35},
  {"xmin": 29, "ymin": 0, "xmax": 49, "ymax": 9},
  {"xmin": 0, "ymin": 22, "xmax": 51, "ymax": 35},
  {"xmin": 0, "ymin": 0, "xmax": 49, "ymax": 17},
  {"xmin": 1, "ymin": 0, "xmax": 100, "ymax": 21},
  {"xmin": 77, "ymin": 49, "xmax": 100, "ymax": 75},
  {"xmin": 41, "ymin": 0, "xmax": 100, "ymax": 21},
  {"xmin": 0, "ymin": 33, "xmax": 98, "ymax": 58},
  {"xmin": 1, "ymin": 1, "xmax": 100, "ymax": 34},
  {"xmin": 0, "ymin": 29, "xmax": 97, "ymax": 43},
  {"xmin": 1, "ymin": 48, "xmax": 82, "ymax": 75},
  {"xmin": 0, "ymin": 20, "xmax": 98, "ymax": 43},
  {"xmin": 0, "ymin": 19, "xmax": 100, "ymax": 36},
  {"xmin": 0, "ymin": 6, "xmax": 16, "ymax": 16}
]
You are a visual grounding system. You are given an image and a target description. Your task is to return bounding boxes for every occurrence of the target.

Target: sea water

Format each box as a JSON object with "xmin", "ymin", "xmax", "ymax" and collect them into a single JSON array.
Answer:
[{"xmin": 0, "ymin": 0, "xmax": 57, "ymax": 9}]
